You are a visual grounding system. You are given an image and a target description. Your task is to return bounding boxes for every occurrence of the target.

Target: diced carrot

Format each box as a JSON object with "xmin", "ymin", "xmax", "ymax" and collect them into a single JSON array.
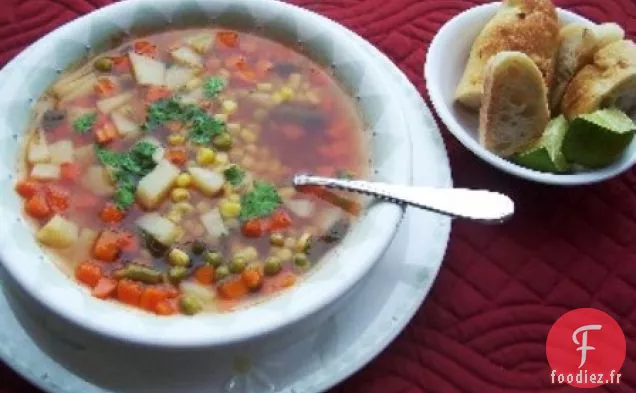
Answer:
[
  {"xmin": 281, "ymin": 125, "xmax": 304, "ymax": 141},
  {"xmin": 133, "ymin": 40, "xmax": 157, "ymax": 57},
  {"xmin": 95, "ymin": 123, "xmax": 119, "ymax": 144},
  {"xmin": 145, "ymin": 86, "xmax": 171, "ymax": 102},
  {"xmin": 162, "ymin": 285, "xmax": 179, "ymax": 298},
  {"xmin": 94, "ymin": 78, "xmax": 117, "ymax": 96},
  {"xmin": 194, "ymin": 265, "xmax": 215, "ymax": 285},
  {"xmin": 92, "ymin": 277, "xmax": 118, "ymax": 299},
  {"xmin": 45, "ymin": 184, "xmax": 70, "ymax": 213},
  {"xmin": 117, "ymin": 279, "xmax": 143, "ymax": 306},
  {"xmin": 116, "ymin": 231, "xmax": 138, "ymax": 252},
  {"xmin": 242, "ymin": 218, "xmax": 268, "ymax": 238},
  {"xmin": 269, "ymin": 209, "xmax": 292, "ymax": 231},
  {"xmin": 100, "ymin": 202, "xmax": 125, "ymax": 224},
  {"xmin": 112, "ymin": 56, "xmax": 131, "ymax": 73},
  {"xmin": 75, "ymin": 261, "xmax": 102, "ymax": 288},
  {"xmin": 25, "ymin": 193, "xmax": 51, "ymax": 219},
  {"xmin": 60, "ymin": 163, "xmax": 82, "ymax": 183},
  {"xmin": 165, "ymin": 148, "xmax": 187, "ymax": 166},
  {"xmin": 15, "ymin": 179, "xmax": 40, "ymax": 198},
  {"xmin": 93, "ymin": 230, "xmax": 122, "ymax": 262},
  {"xmin": 217, "ymin": 31, "xmax": 239, "ymax": 47},
  {"xmin": 140, "ymin": 286, "xmax": 169, "ymax": 312},
  {"xmin": 155, "ymin": 300, "xmax": 177, "ymax": 315},
  {"xmin": 241, "ymin": 269, "xmax": 263, "ymax": 291},
  {"xmin": 217, "ymin": 276, "xmax": 249, "ymax": 299}
]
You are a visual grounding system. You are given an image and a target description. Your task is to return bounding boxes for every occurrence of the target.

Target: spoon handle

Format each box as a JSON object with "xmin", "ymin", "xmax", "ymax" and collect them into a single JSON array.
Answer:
[{"xmin": 293, "ymin": 174, "xmax": 514, "ymax": 223}]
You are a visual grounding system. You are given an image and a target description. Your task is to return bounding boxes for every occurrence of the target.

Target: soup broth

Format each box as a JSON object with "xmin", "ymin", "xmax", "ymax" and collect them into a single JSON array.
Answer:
[{"xmin": 16, "ymin": 28, "xmax": 366, "ymax": 315}]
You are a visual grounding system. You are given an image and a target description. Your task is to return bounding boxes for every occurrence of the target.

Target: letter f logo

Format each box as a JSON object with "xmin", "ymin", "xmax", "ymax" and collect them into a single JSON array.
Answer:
[{"xmin": 573, "ymin": 325, "xmax": 602, "ymax": 368}]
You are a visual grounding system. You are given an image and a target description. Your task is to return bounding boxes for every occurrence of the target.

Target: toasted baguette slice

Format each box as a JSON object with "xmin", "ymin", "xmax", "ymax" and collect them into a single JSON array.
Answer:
[
  {"xmin": 455, "ymin": 0, "xmax": 559, "ymax": 110},
  {"xmin": 562, "ymin": 40, "xmax": 636, "ymax": 120},
  {"xmin": 479, "ymin": 52, "xmax": 550, "ymax": 156},
  {"xmin": 550, "ymin": 23, "xmax": 624, "ymax": 111}
]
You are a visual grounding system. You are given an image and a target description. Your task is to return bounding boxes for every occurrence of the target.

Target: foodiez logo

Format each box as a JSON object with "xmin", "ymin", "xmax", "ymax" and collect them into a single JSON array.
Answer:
[{"xmin": 546, "ymin": 308, "xmax": 626, "ymax": 388}]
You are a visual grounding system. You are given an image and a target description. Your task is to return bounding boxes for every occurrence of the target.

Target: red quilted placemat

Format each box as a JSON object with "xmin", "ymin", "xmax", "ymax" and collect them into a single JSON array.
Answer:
[{"xmin": 1, "ymin": 1, "xmax": 635, "ymax": 392}]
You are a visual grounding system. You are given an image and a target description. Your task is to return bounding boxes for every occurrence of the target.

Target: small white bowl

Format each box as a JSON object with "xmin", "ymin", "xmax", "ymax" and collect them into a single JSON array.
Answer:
[
  {"xmin": 425, "ymin": 2, "xmax": 636, "ymax": 186},
  {"xmin": 0, "ymin": 0, "xmax": 412, "ymax": 348}
]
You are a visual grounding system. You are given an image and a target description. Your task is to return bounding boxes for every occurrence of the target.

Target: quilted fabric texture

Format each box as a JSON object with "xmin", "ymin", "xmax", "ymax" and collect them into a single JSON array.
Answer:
[{"xmin": 0, "ymin": 0, "xmax": 635, "ymax": 392}]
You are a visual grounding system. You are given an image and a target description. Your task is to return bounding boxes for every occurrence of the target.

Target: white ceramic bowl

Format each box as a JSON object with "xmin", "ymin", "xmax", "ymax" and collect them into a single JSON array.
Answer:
[
  {"xmin": 0, "ymin": 0, "xmax": 412, "ymax": 348},
  {"xmin": 425, "ymin": 2, "xmax": 636, "ymax": 186}
]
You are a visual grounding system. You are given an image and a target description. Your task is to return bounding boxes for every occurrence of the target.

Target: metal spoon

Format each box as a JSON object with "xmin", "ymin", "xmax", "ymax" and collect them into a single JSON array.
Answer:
[{"xmin": 293, "ymin": 174, "xmax": 515, "ymax": 223}]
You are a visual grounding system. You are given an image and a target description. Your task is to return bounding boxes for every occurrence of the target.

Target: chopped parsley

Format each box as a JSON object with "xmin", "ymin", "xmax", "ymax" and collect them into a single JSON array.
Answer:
[
  {"xmin": 223, "ymin": 164, "xmax": 246, "ymax": 186},
  {"xmin": 73, "ymin": 112, "xmax": 97, "ymax": 133},
  {"xmin": 95, "ymin": 141, "xmax": 158, "ymax": 209},
  {"xmin": 240, "ymin": 181, "xmax": 282, "ymax": 221},
  {"xmin": 203, "ymin": 76, "xmax": 226, "ymax": 99},
  {"xmin": 144, "ymin": 97, "xmax": 225, "ymax": 145}
]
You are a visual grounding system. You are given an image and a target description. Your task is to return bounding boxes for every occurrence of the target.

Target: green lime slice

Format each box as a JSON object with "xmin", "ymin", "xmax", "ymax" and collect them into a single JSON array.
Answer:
[
  {"xmin": 514, "ymin": 115, "xmax": 570, "ymax": 173},
  {"xmin": 562, "ymin": 108, "xmax": 636, "ymax": 168}
]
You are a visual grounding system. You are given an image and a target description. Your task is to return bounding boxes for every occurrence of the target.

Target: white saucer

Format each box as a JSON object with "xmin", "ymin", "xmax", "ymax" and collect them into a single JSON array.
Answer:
[{"xmin": 0, "ymin": 21, "xmax": 452, "ymax": 393}]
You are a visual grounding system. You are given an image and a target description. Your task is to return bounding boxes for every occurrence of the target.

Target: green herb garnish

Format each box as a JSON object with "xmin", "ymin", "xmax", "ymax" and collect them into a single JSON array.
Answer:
[
  {"xmin": 144, "ymin": 98, "xmax": 225, "ymax": 145},
  {"xmin": 203, "ymin": 76, "xmax": 226, "ymax": 99},
  {"xmin": 73, "ymin": 113, "xmax": 97, "ymax": 133},
  {"xmin": 94, "ymin": 141, "xmax": 159, "ymax": 209},
  {"xmin": 223, "ymin": 164, "xmax": 246, "ymax": 186},
  {"xmin": 240, "ymin": 181, "xmax": 282, "ymax": 221}
]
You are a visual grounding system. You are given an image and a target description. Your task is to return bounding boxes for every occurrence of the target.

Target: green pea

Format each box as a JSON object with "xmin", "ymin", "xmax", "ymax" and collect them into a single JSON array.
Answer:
[
  {"xmin": 270, "ymin": 233, "xmax": 285, "ymax": 247},
  {"xmin": 204, "ymin": 251, "xmax": 223, "ymax": 267},
  {"xmin": 180, "ymin": 295, "xmax": 203, "ymax": 315},
  {"xmin": 191, "ymin": 240, "xmax": 206, "ymax": 255},
  {"xmin": 229, "ymin": 256, "xmax": 247, "ymax": 273},
  {"xmin": 93, "ymin": 57, "xmax": 113, "ymax": 72},
  {"xmin": 294, "ymin": 253, "xmax": 310, "ymax": 269},
  {"xmin": 214, "ymin": 265, "xmax": 231, "ymax": 281},
  {"xmin": 264, "ymin": 256, "xmax": 282, "ymax": 276},
  {"xmin": 212, "ymin": 133, "xmax": 233, "ymax": 150},
  {"xmin": 168, "ymin": 266, "xmax": 189, "ymax": 283}
]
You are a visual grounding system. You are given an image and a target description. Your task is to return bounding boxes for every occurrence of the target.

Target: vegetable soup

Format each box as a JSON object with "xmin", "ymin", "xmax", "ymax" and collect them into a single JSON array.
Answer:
[{"xmin": 16, "ymin": 28, "xmax": 367, "ymax": 316}]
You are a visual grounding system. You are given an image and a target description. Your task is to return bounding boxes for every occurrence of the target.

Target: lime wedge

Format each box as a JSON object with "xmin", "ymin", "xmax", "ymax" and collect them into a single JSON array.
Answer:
[
  {"xmin": 514, "ymin": 115, "xmax": 570, "ymax": 173},
  {"xmin": 562, "ymin": 108, "xmax": 636, "ymax": 168}
]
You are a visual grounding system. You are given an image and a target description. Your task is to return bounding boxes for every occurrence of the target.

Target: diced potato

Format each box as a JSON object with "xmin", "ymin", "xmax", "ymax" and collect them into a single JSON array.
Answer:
[
  {"xmin": 81, "ymin": 166, "xmax": 115, "ymax": 196},
  {"xmin": 37, "ymin": 215, "xmax": 79, "ymax": 249},
  {"xmin": 180, "ymin": 281, "xmax": 215, "ymax": 303},
  {"xmin": 111, "ymin": 112, "xmax": 141, "ymax": 138},
  {"xmin": 136, "ymin": 213, "xmax": 179, "ymax": 246},
  {"xmin": 201, "ymin": 208, "xmax": 228, "ymax": 238},
  {"xmin": 72, "ymin": 228, "xmax": 98, "ymax": 261},
  {"xmin": 58, "ymin": 73, "xmax": 99, "ymax": 103},
  {"xmin": 129, "ymin": 52, "xmax": 166, "ymax": 86},
  {"xmin": 285, "ymin": 199, "xmax": 315, "ymax": 218},
  {"xmin": 179, "ymin": 87, "xmax": 204, "ymax": 105},
  {"xmin": 317, "ymin": 207, "xmax": 345, "ymax": 233},
  {"xmin": 31, "ymin": 164, "xmax": 60, "ymax": 181},
  {"xmin": 48, "ymin": 140, "xmax": 74, "ymax": 164},
  {"xmin": 165, "ymin": 65, "xmax": 195, "ymax": 90},
  {"xmin": 136, "ymin": 160, "xmax": 180, "ymax": 209},
  {"xmin": 184, "ymin": 33, "xmax": 214, "ymax": 54},
  {"xmin": 28, "ymin": 140, "xmax": 50, "ymax": 164},
  {"xmin": 171, "ymin": 46, "xmax": 203, "ymax": 68},
  {"xmin": 188, "ymin": 167, "xmax": 225, "ymax": 196},
  {"xmin": 97, "ymin": 92, "xmax": 134, "ymax": 114},
  {"xmin": 74, "ymin": 144, "xmax": 95, "ymax": 166}
]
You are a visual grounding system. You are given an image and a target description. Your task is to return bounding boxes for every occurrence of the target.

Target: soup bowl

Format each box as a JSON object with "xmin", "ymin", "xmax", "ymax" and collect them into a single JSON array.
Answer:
[{"xmin": 0, "ymin": 0, "xmax": 412, "ymax": 347}]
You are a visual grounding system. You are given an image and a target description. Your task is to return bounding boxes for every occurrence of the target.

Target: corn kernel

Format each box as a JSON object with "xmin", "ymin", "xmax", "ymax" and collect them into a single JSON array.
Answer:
[
  {"xmin": 214, "ymin": 113, "xmax": 229, "ymax": 122},
  {"xmin": 175, "ymin": 173, "xmax": 192, "ymax": 187},
  {"xmin": 257, "ymin": 83, "xmax": 273, "ymax": 92},
  {"xmin": 167, "ymin": 210, "xmax": 183, "ymax": 223},
  {"xmin": 168, "ymin": 248, "xmax": 190, "ymax": 267},
  {"xmin": 196, "ymin": 147, "xmax": 216, "ymax": 166},
  {"xmin": 167, "ymin": 134, "xmax": 185, "ymax": 146},
  {"xmin": 174, "ymin": 202, "xmax": 194, "ymax": 214},
  {"xmin": 279, "ymin": 86, "xmax": 294, "ymax": 102},
  {"xmin": 240, "ymin": 129, "xmax": 258, "ymax": 143},
  {"xmin": 171, "ymin": 188, "xmax": 191, "ymax": 202},
  {"xmin": 222, "ymin": 100, "xmax": 238, "ymax": 114},
  {"xmin": 219, "ymin": 200, "xmax": 241, "ymax": 218},
  {"xmin": 215, "ymin": 152, "xmax": 229, "ymax": 164}
]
